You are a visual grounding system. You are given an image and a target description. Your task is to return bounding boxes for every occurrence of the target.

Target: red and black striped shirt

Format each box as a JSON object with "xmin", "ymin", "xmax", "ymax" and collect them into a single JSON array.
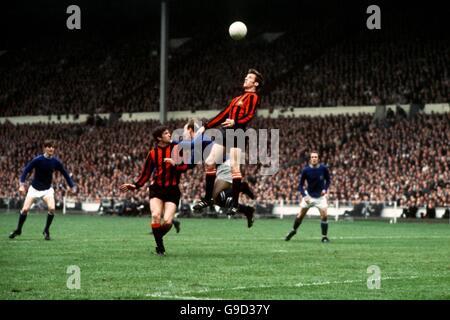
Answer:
[
  {"xmin": 205, "ymin": 92, "xmax": 260, "ymax": 130},
  {"xmin": 133, "ymin": 143, "xmax": 188, "ymax": 188}
]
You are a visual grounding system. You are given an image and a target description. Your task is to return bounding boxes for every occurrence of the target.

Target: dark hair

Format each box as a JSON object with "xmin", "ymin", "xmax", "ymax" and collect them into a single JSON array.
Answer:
[
  {"xmin": 43, "ymin": 139, "xmax": 56, "ymax": 148},
  {"xmin": 152, "ymin": 126, "xmax": 170, "ymax": 142},
  {"xmin": 248, "ymin": 68, "xmax": 264, "ymax": 89}
]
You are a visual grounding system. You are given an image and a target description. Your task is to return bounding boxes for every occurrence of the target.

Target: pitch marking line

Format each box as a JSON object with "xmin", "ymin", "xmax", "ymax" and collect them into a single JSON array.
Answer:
[
  {"xmin": 7, "ymin": 235, "xmax": 448, "ymax": 243},
  {"xmin": 145, "ymin": 292, "xmax": 222, "ymax": 300},
  {"xmin": 146, "ymin": 274, "xmax": 450, "ymax": 298}
]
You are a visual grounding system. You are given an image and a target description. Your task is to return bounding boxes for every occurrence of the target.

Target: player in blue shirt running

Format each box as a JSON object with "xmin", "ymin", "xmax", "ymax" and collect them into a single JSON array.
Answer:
[
  {"xmin": 285, "ymin": 151, "xmax": 331, "ymax": 242},
  {"xmin": 9, "ymin": 140, "xmax": 75, "ymax": 240}
]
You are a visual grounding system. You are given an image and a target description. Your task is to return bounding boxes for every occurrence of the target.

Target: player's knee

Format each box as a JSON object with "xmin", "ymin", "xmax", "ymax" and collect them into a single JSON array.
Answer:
[
  {"xmin": 205, "ymin": 152, "xmax": 217, "ymax": 166},
  {"xmin": 21, "ymin": 209, "xmax": 29, "ymax": 215},
  {"xmin": 48, "ymin": 209, "xmax": 55, "ymax": 215},
  {"xmin": 321, "ymin": 213, "xmax": 328, "ymax": 221},
  {"xmin": 165, "ymin": 217, "xmax": 174, "ymax": 224},
  {"xmin": 22, "ymin": 202, "xmax": 33, "ymax": 212},
  {"xmin": 151, "ymin": 212, "xmax": 162, "ymax": 223},
  {"xmin": 205, "ymin": 160, "xmax": 216, "ymax": 169}
]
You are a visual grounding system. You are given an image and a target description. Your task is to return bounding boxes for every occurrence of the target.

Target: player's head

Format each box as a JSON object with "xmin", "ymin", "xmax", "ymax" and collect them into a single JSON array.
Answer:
[
  {"xmin": 152, "ymin": 126, "xmax": 171, "ymax": 144},
  {"xmin": 244, "ymin": 68, "xmax": 263, "ymax": 92},
  {"xmin": 43, "ymin": 139, "xmax": 56, "ymax": 156},
  {"xmin": 309, "ymin": 151, "xmax": 319, "ymax": 166},
  {"xmin": 184, "ymin": 118, "xmax": 199, "ymax": 138}
]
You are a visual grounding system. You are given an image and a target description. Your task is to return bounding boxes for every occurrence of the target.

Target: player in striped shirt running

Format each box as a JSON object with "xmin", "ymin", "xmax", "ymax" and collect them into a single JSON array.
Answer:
[{"xmin": 120, "ymin": 126, "xmax": 188, "ymax": 256}]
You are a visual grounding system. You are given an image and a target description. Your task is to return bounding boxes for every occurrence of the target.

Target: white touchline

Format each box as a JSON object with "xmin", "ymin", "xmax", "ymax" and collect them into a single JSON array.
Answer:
[
  {"xmin": 145, "ymin": 293, "xmax": 222, "ymax": 300},
  {"xmin": 57, "ymin": 235, "xmax": 450, "ymax": 243},
  {"xmin": 295, "ymin": 275, "xmax": 420, "ymax": 287},
  {"xmin": 145, "ymin": 273, "xmax": 449, "ymax": 297}
]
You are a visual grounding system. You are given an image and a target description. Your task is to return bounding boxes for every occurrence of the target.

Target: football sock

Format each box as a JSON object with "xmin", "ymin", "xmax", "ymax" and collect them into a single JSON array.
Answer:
[
  {"xmin": 44, "ymin": 213, "xmax": 54, "ymax": 232},
  {"xmin": 238, "ymin": 204, "xmax": 247, "ymax": 214},
  {"xmin": 293, "ymin": 217, "xmax": 302, "ymax": 230},
  {"xmin": 16, "ymin": 212, "xmax": 27, "ymax": 232},
  {"xmin": 204, "ymin": 168, "xmax": 217, "ymax": 202},
  {"xmin": 232, "ymin": 177, "xmax": 242, "ymax": 208},
  {"xmin": 151, "ymin": 223, "xmax": 163, "ymax": 248},
  {"xmin": 160, "ymin": 223, "xmax": 173, "ymax": 236},
  {"xmin": 321, "ymin": 220, "xmax": 328, "ymax": 236},
  {"xmin": 238, "ymin": 204, "xmax": 253, "ymax": 216},
  {"xmin": 240, "ymin": 182, "xmax": 255, "ymax": 199}
]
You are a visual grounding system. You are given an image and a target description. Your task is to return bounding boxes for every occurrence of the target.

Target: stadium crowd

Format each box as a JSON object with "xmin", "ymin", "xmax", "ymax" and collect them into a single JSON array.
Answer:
[
  {"xmin": 1, "ymin": 113, "xmax": 448, "ymax": 211},
  {"xmin": 0, "ymin": 37, "xmax": 161, "ymax": 116},
  {"xmin": 1, "ymin": 6, "xmax": 448, "ymax": 214},
  {"xmin": 1, "ymin": 17, "xmax": 447, "ymax": 117},
  {"xmin": 268, "ymin": 39, "xmax": 449, "ymax": 108}
]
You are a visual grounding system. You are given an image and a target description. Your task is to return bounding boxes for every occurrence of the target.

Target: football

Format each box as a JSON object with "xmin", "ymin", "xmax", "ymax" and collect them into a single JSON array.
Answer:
[{"xmin": 229, "ymin": 21, "xmax": 247, "ymax": 40}]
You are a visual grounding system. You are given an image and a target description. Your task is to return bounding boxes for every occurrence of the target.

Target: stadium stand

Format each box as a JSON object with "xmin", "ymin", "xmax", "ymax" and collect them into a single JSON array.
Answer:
[
  {"xmin": 0, "ymin": 2, "xmax": 447, "ymax": 217},
  {"xmin": 1, "ymin": 11, "xmax": 447, "ymax": 116},
  {"xmin": 1, "ymin": 113, "xmax": 448, "ymax": 212}
]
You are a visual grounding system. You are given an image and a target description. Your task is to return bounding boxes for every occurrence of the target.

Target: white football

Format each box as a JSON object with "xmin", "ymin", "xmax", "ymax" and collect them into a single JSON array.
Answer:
[{"xmin": 229, "ymin": 21, "xmax": 247, "ymax": 40}]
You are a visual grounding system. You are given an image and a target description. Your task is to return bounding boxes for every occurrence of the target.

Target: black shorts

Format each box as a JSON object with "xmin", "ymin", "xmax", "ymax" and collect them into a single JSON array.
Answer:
[
  {"xmin": 211, "ymin": 127, "xmax": 247, "ymax": 151},
  {"xmin": 149, "ymin": 185, "xmax": 181, "ymax": 206}
]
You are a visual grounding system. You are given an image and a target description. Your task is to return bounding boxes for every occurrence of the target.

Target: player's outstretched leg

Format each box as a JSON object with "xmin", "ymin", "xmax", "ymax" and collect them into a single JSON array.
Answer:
[
  {"xmin": 10, "ymin": 195, "xmax": 34, "ymax": 239},
  {"xmin": 229, "ymin": 148, "xmax": 242, "ymax": 215},
  {"xmin": 230, "ymin": 176, "xmax": 241, "ymax": 215},
  {"xmin": 238, "ymin": 204, "xmax": 255, "ymax": 228},
  {"xmin": 194, "ymin": 167, "xmax": 216, "ymax": 211},
  {"xmin": 173, "ymin": 219, "xmax": 181, "ymax": 233},
  {"xmin": 285, "ymin": 208, "xmax": 308, "ymax": 241},
  {"xmin": 240, "ymin": 181, "xmax": 255, "ymax": 199},
  {"xmin": 160, "ymin": 223, "xmax": 173, "ymax": 236},
  {"xmin": 9, "ymin": 211, "xmax": 28, "ymax": 239}
]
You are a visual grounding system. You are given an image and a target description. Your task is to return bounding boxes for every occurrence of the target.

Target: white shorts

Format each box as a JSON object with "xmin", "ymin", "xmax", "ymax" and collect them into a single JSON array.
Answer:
[
  {"xmin": 300, "ymin": 196, "xmax": 328, "ymax": 209},
  {"xmin": 216, "ymin": 159, "xmax": 232, "ymax": 183},
  {"xmin": 27, "ymin": 186, "xmax": 54, "ymax": 199}
]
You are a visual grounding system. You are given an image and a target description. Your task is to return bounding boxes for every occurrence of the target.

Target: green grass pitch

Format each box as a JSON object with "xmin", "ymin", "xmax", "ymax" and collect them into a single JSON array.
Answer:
[{"xmin": 1, "ymin": 212, "xmax": 449, "ymax": 300}]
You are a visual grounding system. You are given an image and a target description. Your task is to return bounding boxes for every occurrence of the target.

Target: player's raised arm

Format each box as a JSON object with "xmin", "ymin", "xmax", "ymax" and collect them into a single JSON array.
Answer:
[{"xmin": 204, "ymin": 103, "xmax": 233, "ymax": 129}]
